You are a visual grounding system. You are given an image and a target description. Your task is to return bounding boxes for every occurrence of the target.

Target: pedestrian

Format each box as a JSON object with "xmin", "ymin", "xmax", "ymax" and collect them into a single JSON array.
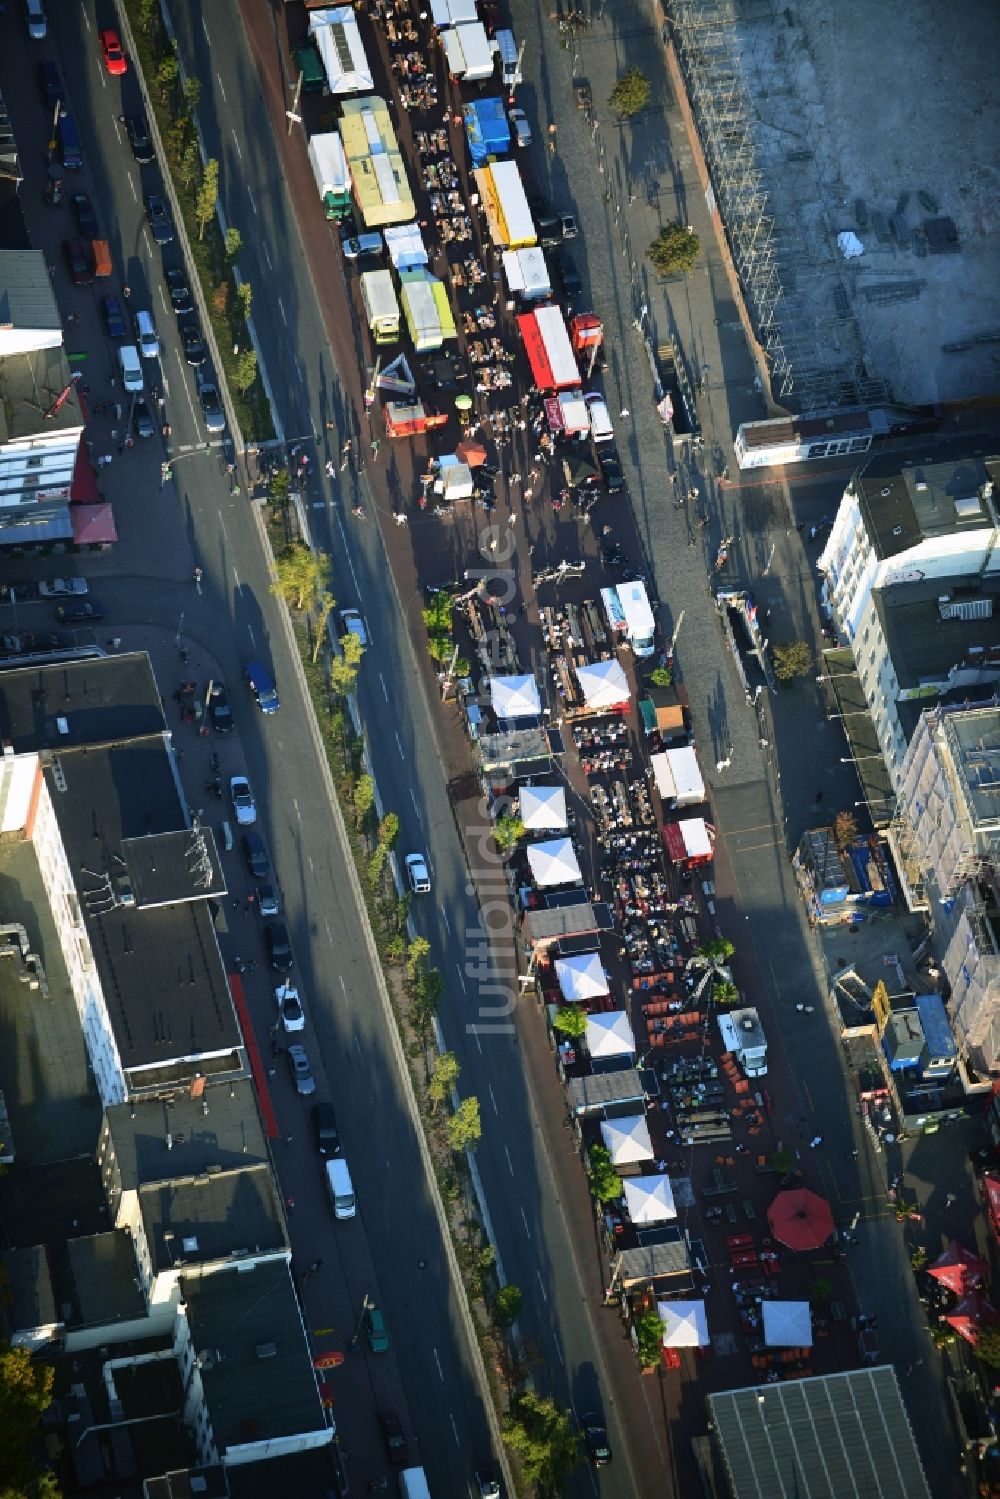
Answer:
[
  {"xmin": 285, "ymin": 1195, "xmax": 295, "ymax": 1215},
  {"xmin": 325, "ymin": 419, "xmax": 336, "ymax": 431},
  {"xmin": 232, "ymin": 898, "xmax": 241, "ymax": 911},
  {"xmin": 309, "ymin": 1258, "xmax": 324, "ymax": 1272},
  {"xmin": 945, "ymin": 1192, "xmax": 957, "ymax": 1208},
  {"xmin": 325, "ymin": 460, "xmax": 335, "ymax": 477},
  {"xmin": 620, "ymin": 407, "xmax": 630, "ymax": 418},
  {"xmin": 122, "ymin": 285, "xmax": 130, "ymax": 300},
  {"xmin": 810, "ymin": 1134, "xmax": 823, "ymax": 1148},
  {"xmin": 809, "ymin": 524, "xmax": 817, "ymax": 540},
  {"xmin": 285, "ymin": 1133, "xmax": 293, "ymax": 1146},
  {"xmin": 271, "ymin": 1038, "xmax": 279, "ymax": 1060},
  {"xmin": 796, "ymin": 521, "xmax": 805, "ymax": 532},
  {"xmin": 846, "ymin": 1147, "xmax": 859, "ymax": 1160}
]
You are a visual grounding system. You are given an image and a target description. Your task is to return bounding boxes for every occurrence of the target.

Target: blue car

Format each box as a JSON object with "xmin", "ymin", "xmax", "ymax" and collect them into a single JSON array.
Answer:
[
  {"xmin": 101, "ymin": 295, "xmax": 126, "ymax": 340},
  {"xmin": 243, "ymin": 661, "xmax": 279, "ymax": 715}
]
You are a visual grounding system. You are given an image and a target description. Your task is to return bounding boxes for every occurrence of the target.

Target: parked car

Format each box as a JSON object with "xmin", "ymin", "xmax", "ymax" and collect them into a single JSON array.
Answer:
[
  {"xmin": 338, "ymin": 608, "xmax": 368, "ymax": 648},
  {"xmin": 286, "ymin": 1043, "xmax": 316, "ymax": 1097},
  {"xmin": 475, "ymin": 1474, "xmax": 501, "ymax": 1499},
  {"xmin": 208, "ymin": 683, "xmax": 233, "ymax": 734},
  {"xmin": 229, "ymin": 774, "xmax": 256, "ymax": 826},
  {"xmin": 198, "ymin": 380, "xmax": 225, "ymax": 434},
  {"xmin": 362, "ymin": 1303, "xmax": 390, "ymax": 1353},
  {"xmin": 258, "ymin": 883, "xmax": 280, "ymax": 918},
  {"xmin": 62, "ymin": 238, "xmax": 92, "ymax": 287},
  {"xmin": 134, "ymin": 309, "xmax": 159, "ymax": 359},
  {"xmin": 275, "ymin": 983, "xmax": 305, "ymax": 1033},
  {"xmin": 55, "ymin": 598, "xmax": 102, "ymax": 624},
  {"xmin": 132, "ymin": 398, "xmax": 155, "ymax": 439},
  {"xmin": 24, "ymin": 0, "xmax": 47, "ymax": 42},
  {"xmin": 101, "ymin": 294, "xmax": 127, "ymax": 340},
  {"xmin": 310, "ymin": 1100, "xmax": 340, "ymax": 1157},
  {"xmin": 508, "ymin": 107, "xmax": 532, "ymax": 148},
  {"xmin": 165, "ymin": 266, "xmax": 193, "ymax": 315},
  {"xmin": 264, "ymin": 921, "xmax": 293, "ymax": 974},
  {"xmin": 99, "ymin": 27, "xmax": 127, "ymax": 75},
  {"xmin": 555, "ymin": 249, "xmax": 582, "ymax": 301},
  {"xmin": 180, "ymin": 320, "xmax": 206, "ymax": 367},
  {"xmin": 241, "ymin": 831, "xmax": 269, "ymax": 881},
  {"xmin": 70, "ymin": 192, "xmax": 98, "ymax": 238},
  {"xmin": 560, "ymin": 212, "xmax": 578, "ymax": 239},
  {"xmin": 405, "ymin": 852, "xmax": 431, "ymax": 895},
  {"xmin": 378, "ymin": 1409, "xmax": 409, "ymax": 1466},
  {"xmin": 243, "ymin": 661, "xmax": 279, "ymax": 715},
  {"xmin": 125, "ymin": 114, "xmax": 154, "ymax": 164},
  {"xmin": 599, "ymin": 449, "xmax": 625, "ymax": 494},
  {"xmin": 145, "ymin": 193, "xmax": 173, "ymax": 245},
  {"xmin": 37, "ymin": 60, "xmax": 66, "ymax": 108},
  {"xmin": 38, "ymin": 577, "xmax": 87, "ymax": 598},
  {"xmin": 582, "ymin": 1415, "xmax": 611, "ymax": 1467}
]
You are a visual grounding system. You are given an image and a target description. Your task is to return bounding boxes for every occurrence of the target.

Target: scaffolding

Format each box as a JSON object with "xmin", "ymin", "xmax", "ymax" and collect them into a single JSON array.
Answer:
[{"xmin": 668, "ymin": 0, "xmax": 892, "ymax": 413}]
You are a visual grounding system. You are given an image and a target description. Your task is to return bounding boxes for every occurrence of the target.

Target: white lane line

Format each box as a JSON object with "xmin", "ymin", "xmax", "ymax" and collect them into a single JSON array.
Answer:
[
  {"xmin": 536, "ymin": 1269, "xmax": 548, "ymax": 1303},
  {"xmin": 324, "ymin": 916, "xmax": 333, "ymax": 942},
  {"xmin": 219, "ymin": 515, "xmax": 228, "ymax": 542},
  {"xmin": 158, "ymin": 284, "xmax": 169, "ymax": 315},
  {"xmin": 231, "ymin": 129, "xmax": 242, "ymax": 160},
  {"xmin": 455, "ymin": 964, "xmax": 466, "ymax": 993},
  {"xmin": 504, "ymin": 1145, "xmax": 514, "ymax": 1176},
  {"xmin": 379, "ymin": 672, "xmax": 388, "ymax": 700},
  {"xmin": 217, "ymin": 72, "xmax": 227, "ymax": 103},
  {"xmin": 307, "ymin": 855, "xmax": 314, "ymax": 872},
  {"xmin": 292, "ymin": 797, "xmax": 301, "ymax": 820},
  {"xmin": 488, "ymin": 1082, "xmax": 498, "ymax": 1114},
  {"xmin": 162, "ymin": 374, "xmax": 171, "ymax": 398},
  {"xmin": 394, "ymin": 730, "xmax": 403, "ymax": 757},
  {"xmin": 410, "ymin": 787, "xmax": 418, "ymax": 812},
  {"xmin": 128, "ymin": 175, "xmax": 137, "ymax": 203},
  {"xmin": 386, "ymin": 1156, "xmax": 392, "ymax": 1172},
  {"xmin": 552, "ymin": 1332, "xmax": 565, "ymax": 1366},
  {"xmin": 520, "ymin": 1206, "xmax": 531, "ymax": 1239},
  {"xmin": 246, "ymin": 623, "xmax": 256, "ymax": 645},
  {"xmin": 472, "ymin": 1027, "xmax": 482, "ymax": 1053},
  {"xmin": 202, "ymin": 16, "xmax": 210, "ymax": 40},
  {"xmin": 83, "ymin": 10, "xmax": 92, "ymax": 30},
  {"xmin": 112, "ymin": 117, "xmax": 122, "ymax": 145},
  {"xmin": 432, "ymin": 1347, "xmax": 444, "ymax": 1381},
  {"xmin": 442, "ymin": 908, "xmax": 451, "ymax": 935},
  {"xmin": 339, "ymin": 976, "xmax": 348, "ymax": 998},
  {"xmin": 176, "ymin": 352, "xmax": 199, "ymax": 427},
  {"xmin": 336, "ymin": 516, "xmax": 361, "ymax": 594},
  {"xmin": 293, "ymin": 353, "xmax": 303, "ymax": 382},
  {"xmin": 277, "ymin": 296, "xmax": 287, "ymax": 326},
  {"xmin": 262, "ymin": 239, "xmax": 271, "ymax": 269},
  {"xmin": 449, "ymin": 1414, "xmax": 460, "ymax": 1446},
  {"xmin": 232, "ymin": 566, "xmax": 241, "ymax": 590},
  {"xmin": 247, "ymin": 186, "xmax": 257, "ymax": 214}
]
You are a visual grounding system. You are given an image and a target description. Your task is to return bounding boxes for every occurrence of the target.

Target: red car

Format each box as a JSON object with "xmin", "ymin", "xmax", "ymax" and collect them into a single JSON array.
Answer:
[{"xmin": 100, "ymin": 29, "xmax": 127, "ymax": 75}]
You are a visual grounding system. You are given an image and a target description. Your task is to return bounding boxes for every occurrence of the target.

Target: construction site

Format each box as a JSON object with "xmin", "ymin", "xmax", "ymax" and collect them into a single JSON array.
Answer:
[{"xmin": 669, "ymin": 0, "xmax": 1000, "ymax": 412}]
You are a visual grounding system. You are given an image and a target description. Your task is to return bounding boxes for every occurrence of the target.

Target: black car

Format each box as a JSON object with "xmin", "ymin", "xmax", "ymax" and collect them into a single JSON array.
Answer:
[
  {"xmin": 62, "ymin": 238, "xmax": 92, "ymax": 287},
  {"xmin": 310, "ymin": 1100, "xmax": 340, "ymax": 1157},
  {"xmin": 377, "ymin": 1409, "xmax": 410, "ymax": 1467},
  {"xmin": 264, "ymin": 922, "xmax": 293, "ymax": 974},
  {"xmin": 125, "ymin": 114, "xmax": 154, "ymax": 165},
  {"xmin": 599, "ymin": 449, "xmax": 625, "ymax": 494},
  {"xmin": 145, "ymin": 193, "xmax": 173, "ymax": 245},
  {"xmin": 556, "ymin": 249, "xmax": 582, "ymax": 300},
  {"xmin": 241, "ymin": 831, "xmax": 269, "ymax": 881},
  {"xmin": 582, "ymin": 1415, "xmax": 612, "ymax": 1468},
  {"xmin": 180, "ymin": 320, "xmax": 206, "ymax": 367},
  {"xmin": 535, "ymin": 213, "xmax": 563, "ymax": 249},
  {"xmin": 132, "ymin": 398, "xmax": 155, "ymax": 439},
  {"xmin": 165, "ymin": 266, "xmax": 194, "ymax": 316},
  {"xmin": 37, "ymin": 60, "xmax": 66, "ymax": 109},
  {"xmin": 70, "ymin": 193, "xmax": 99, "ymax": 238},
  {"xmin": 101, "ymin": 294, "xmax": 127, "ymax": 340},
  {"xmin": 55, "ymin": 599, "xmax": 103, "ymax": 624},
  {"xmin": 208, "ymin": 683, "xmax": 233, "ymax": 734}
]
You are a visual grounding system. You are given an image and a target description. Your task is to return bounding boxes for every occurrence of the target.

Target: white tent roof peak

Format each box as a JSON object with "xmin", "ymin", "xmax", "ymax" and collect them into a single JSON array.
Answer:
[
  {"xmin": 658, "ymin": 1299, "xmax": 708, "ymax": 1347},
  {"xmin": 526, "ymin": 838, "xmax": 582, "ymax": 888},
  {"xmin": 600, "ymin": 1114, "xmax": 654, "ymax": 1165},
  {"xmin": 575, "ymin": 658, "xmax": 630, "ymax": 709},
  {"xmin": 520, "ymin": 784, "xmax": 567, "ymax": 830},
  {"xmin": 762, "ymin": 1300, "xmax": 813, "ymax": 1347},
  {"xmin": 556, "ymin": 951, "xmax": 609, "ymax": 1002},
  {"xmin": 490, "ymin": 674, "xmax": 541, "ymax": 720},
  {"xmin": 625, "ymin": 1176, "xmax": 676, "ymax": 1224},
  {"xmin": 586, "ymin": 1009, "xmax": 635, "ymax": 1057}
]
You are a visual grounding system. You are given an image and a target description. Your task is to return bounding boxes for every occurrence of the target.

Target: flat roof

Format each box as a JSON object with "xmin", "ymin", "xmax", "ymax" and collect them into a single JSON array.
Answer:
[
  {"xmin": 568, "ymin": 1069, "xmax": 645, "ymax": 1114},
  {"xmin": 122, "ymin": 828, "xmax": 227, "ymax": 907},
  {"xmin": 0, "ymin": 249, "xmax": 61, "ymax": 332},
  {"xmin": 145, "ymin": 1469, "xmax": 229, "ymax": 1499},
  {"xmin": 181, "ymin": 1262, "xmax": 327, "ymax": 1452},
  {"xmin": 707, "ymin": 1367, "xmax": 931, "ymax": 1499},
  {"xmin": 0, "ymin": 653, "xmax": 165, "ymax": 752},
  {"xmin": 140, "ymin": 1163, "xmax": 286, "ymax": 1274},
  {"xmin": 0, "ymin": 1245, "xmax": 57, "ymax": 1336},
  {"xmin": 0, "ymin": 344, "xmax": 83, "ymax": 442},
  {"xmin": 855, "ymin": 439, "xmax": 998, "ymax": 560},
  {"xmin": 876, "ymin": 575, "xmax": 1000, "ymax": 692},
  {"xmin": 941, "ymin": 705, "xmax": 1000, "ymax": 832},
  {"xmin": 48, "ymin": 739, "xmax": 242, "ymax": 1080},
  {"xmin": 66, "ymin": 1231, "xmax": 146, "ymax": 1329},
  {"xmin": 104, "ymin": 1080, "xmax": 267, "ymax": 1191}
]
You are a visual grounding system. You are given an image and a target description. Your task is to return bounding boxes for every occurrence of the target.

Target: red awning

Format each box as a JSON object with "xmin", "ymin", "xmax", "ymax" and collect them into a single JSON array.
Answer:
[
  {"xmin": 70, "ymin": 503, "xmax": 117, "ymax": 545},
  {"xmin": 945, "ymin": 1291, "xmax": 1000, "ymax": 1346},
  {"xmin": 767, "ymin": 1188, "xmax": 835, "ymax": 1252},
  {"xmin": 984, "ymin": 1173, "xmax": 1000, "ymax": 1241},
  {"xmin": 70, "ymin": 439, "xmax": 101, "ymax": 504},
  {"xmin": 927, "ymin": 1239, "xmax": 988, "ymax": 1295},
  {"xmin": 663, "ymin": 821, "xmax": 686, "ymax": 864},
  {"xmin": 518, "ymin": 311, "xmax": 554, "ymax": 389}
]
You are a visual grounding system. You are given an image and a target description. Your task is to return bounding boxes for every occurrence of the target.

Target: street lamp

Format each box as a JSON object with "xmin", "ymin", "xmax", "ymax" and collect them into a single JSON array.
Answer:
[
  {"xmin": 840, "ymin": 753, "xmax": 884, "ymax": 763},
  {"xmin": 827, "ymin": 710, "xmax": 871, "ymax": 720}
]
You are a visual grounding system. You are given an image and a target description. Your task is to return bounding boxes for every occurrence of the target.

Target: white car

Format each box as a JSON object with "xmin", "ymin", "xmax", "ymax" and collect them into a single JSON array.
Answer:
[
  {"xmin": 38, "ymin": 577, "xmax": 88, "ymax": 598},
  {"xmin": 229, "ymin": 775, "xmax": 256, "ymax": 826},
  {"xmin": 405, "ymin": 852, "xmax": 431, "ymax": 894},
  {"xmin": 508, "ymin": 107, "xmax": 532, "ymax": 148},
  {"xmin": 339, "ymin": 609, "xmax": 368, "ymax": 648},
  {"xmin": 275, "ymin": 982, "xmax": 305, "ymax": 1033}
]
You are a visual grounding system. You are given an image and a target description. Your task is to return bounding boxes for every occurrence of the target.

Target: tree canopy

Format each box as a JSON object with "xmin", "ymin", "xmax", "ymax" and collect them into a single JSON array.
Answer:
[
  {"xmin": 609, "ymin": 67, "xmax": 651, "ymax": 119},
  {"xmin": 502, "ymin": 1390, "xmax": 582, "ymax": 1496},
  {"xmin": 587, "ymin": 1143, "xmax": 623, "ymax": 1203},
  {"xmin": 648, "ymin": 221, "xmax": 700, "ymax": 277},
  {"xmin": 772, "ymin": 638, "xmax": 814, "ymax": 681},
  {"xmin": 447, "ymin": 1096, "xmax": 482, "ymax": 1152},
  {"xmin": 0, "ymin": 1345, "xmax": 55, "ymax": 1497}
]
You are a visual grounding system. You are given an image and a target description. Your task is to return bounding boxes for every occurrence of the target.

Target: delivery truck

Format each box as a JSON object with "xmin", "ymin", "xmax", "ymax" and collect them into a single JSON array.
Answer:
[
  {"xmin": 307, "ymin": 132, "xmax": 352, "ymax": 221},
  {"xmin": 360, "ymin": 269, "xmax": 400, "ymax": 344},
  {"xmin": 717, "ymin": 1007, "xmax": 768, "ymax": 1078},
  {"xmin": 600, "ymin": 580, "xmax": 656, "ymax": 657}
]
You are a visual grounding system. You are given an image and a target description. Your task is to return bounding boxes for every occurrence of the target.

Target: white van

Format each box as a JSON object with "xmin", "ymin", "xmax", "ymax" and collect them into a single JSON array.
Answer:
[
  {"xmin": 585, "ymin": 392, "xmax": 614, "ymax": 445},
  {"xmin": 118, "ymin": 345, "xmax": 143, "ymax": 393},
  {"xmin": 325, "ymin": 1157, "xmax": 356, "ymax": 1220},
  {"xmin": 134, "ymin": 310, "xmax": 159, "ymax": 360},
  {"xmin": 399, "ymin": 1469, "xmax": 431, "ymax": 1499}
]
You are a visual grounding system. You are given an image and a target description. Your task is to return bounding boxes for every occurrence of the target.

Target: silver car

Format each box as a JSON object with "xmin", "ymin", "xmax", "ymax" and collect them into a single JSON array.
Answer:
[{"xmin": 287, "ymin": 1043, "xmax": 316, "ymax": 1096}]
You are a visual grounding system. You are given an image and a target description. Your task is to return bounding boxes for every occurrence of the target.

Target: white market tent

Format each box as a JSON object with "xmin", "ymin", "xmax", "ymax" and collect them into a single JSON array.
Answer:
[
  {"xmin": 651, "ymin": 746, "xmax": 705, "ymax": 807},
  {"xmin": 490, "ymin": 674, "xmax": 541, "ymax": 720},
  {"xmin": 520, "ymin": 785, "xmax": 567, "ymax": 831},
  {"xmin": 384, "ymin": 222, "xmax": 428, "ymax": 271},
  {"xmin": 625, "ymin": 1176, "xmax": 676, "ymax": 1224},
  {"xmin": 601, "ymin": 1114, "xmax": 654, "ymax": 1167},
  {"xmin": 575, "ymin": 658, "xmax": 630, "ymax": 711},
  {"xmin": 556, "ymin": 951, "xmax": 609, "ymax": 1002},
  {"xmin": 762, "ymin": 1300, "xmax": 813, "ymax": 1348},
  {"xmin": 429, "ymin": 0, "xmax": 478, "ymax": 25},
  {"xmin": 527, "ymin": 838, "xmax": 582, "ymax": 888},
  {"xmin": 308, "ymin": 7, "xmax": 374, "ymax": 95},
  {"xmin": 557, "ymin": 391, "xmax": 589, "ymax": 435},
  {"xmin": 586, "ymin": 1009, "xmax": 635, "ymax": 1058},
  {"xmin": 502, "ymin": 247, "xmax": 551, "ymax": 301},
  {"xmin": 659, "ymin": 1299, "xmax": 709, "ymax": 1347},
  {"xmin": 679, "ymin": 817, "xmax": 713, "ymax": 860},
  {"xmin": 436, "ymin": 457, "xmax": 474, "ymax": 500}
]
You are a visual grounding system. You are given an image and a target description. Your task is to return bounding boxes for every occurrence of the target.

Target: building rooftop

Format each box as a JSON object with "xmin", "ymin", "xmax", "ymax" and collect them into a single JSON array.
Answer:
[
  {"xmin": 941, "ymin": 706, "xmax": 1000, "ymax": 835},
  {"xmin": 180, "ymin": 1262, "xmax": 327, "ymax": 1452},
  {"xmin": 103, "ymin": 1080, "xmax": 267, "ymax": 1192},
  {"xmin": 0, "ymin": 653, "xmax": 165, "ymax": 752},
  {"xmin": 144, "ymin": 1469, "xmax": 230, "ymax": 1499},
  {"xmin": 876, "ymin": 576, "xmax": 1000, "ymax": 693},
  {"xmin": 66, "ymin": 1231, "xmax": 146, "ymax": 1329},
  {"xmin": 140, "ymin": 1163, "xmax": 286, "ymax": 1274},
  {"xmin": 48, "ymin": 739, "xmax": 241, "ymax": 1084},
  {"xmin": 707, "ymin": 1367, "xmax": 931, "ymax": 1499},
  {"xmin": 0, "ymin": 249, "xmax": 61, "ymax": 340},
  {"xmin": 0, "ymin": 1245, "xmax": 58, "ymax": 1341},
  {"xmin": 854, "ymin": 439, "xmax": 999, "ymax": 560},
  {"xmin": 0, "ymin": 344, "xmax": 83, "ymax": 445}
]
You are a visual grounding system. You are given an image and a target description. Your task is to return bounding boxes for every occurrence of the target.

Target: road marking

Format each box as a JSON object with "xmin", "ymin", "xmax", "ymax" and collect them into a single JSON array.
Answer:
[
  {"xmin": 394, "ymin": 730, "xmax": 403, "ymax": 758},
  {"xmin": 441, "ymin": 908, "xmax": 450, "ymax": 935},
  {"xmin": 294, "ymin": 354, "xmax": 303, "ymax": 382},
  {"xmin": 488, "ymin": 1083, "xmax": 498, "ymax": 1114},
  {"xmin": 292, "ymin": 797, "xmax": 301, "ymax": 820},
  {"xmin": 379, "ymin": 672, "xmax": 388, "ymax": 700},
  {"xmin": 247, "ymin": 186, "xmax": 257, "ymax": 214},
  {"xmin": 409, "ymin": 787, "xmax": 418, "ymax": 812},
  {"xmin": 219, "ymin": 515, "xmax": 228, "ymax": 542},
  {"xmin": 158, "ymin": 284, "xmax": 169, "ymax": 315},
  {"xmin": 449, "ymin": 1413, "xmax": 460, "ymax": 1446},
  {"xmin": 552, "ymin": 1332, "xmax": 565, "ymax": 1366},
  {"xmin": 217, "ymin": 72, "xmax": 227, "ymax": 103},
  {"xmin": 232, "ymin": 567, "xmax": 241, "ymax": 589},
  {"xmin": 128, "ymin": 175, "xmax": 137, "ymax": 203},
  {"xmin": 504, "ymin": 1145, "xmax": 514, "ymax": 1176},
  {"xmin": 176, "ymin": 352, "xmax": 199, "ymax": 427},
  {"xmin": 202, "ymin": 16, "xmax": 210, "ymax": 40},
  {"xmin": 324, "ymin": 916, "xmax": 333, "ymax": 942},
  {"xmin": 520, "ymin": 1206, "xmax": 531, "ymax": 1239},
  {"xmin": 83, "ymin": 10, "xmax": 92, "ymax": 30},
  {"xmin": 339, "ymin": 976, "xmax": 347, "ymax": 998},
  {"xmin": 277, "ymin": 296, "xmax": 287, "ymax": 326},
  {"xmin": 231, "ymin": 130, "xmax": 242, "ymax": 161},
  {"xmin": 386, "ymin": 1156, "xmax": 391, "ymax": 1172},
  {"xmin": 472, "ymin": 1027, "xmax": 482, "ymax": 1053},
  {"xmin": 432, "ymin": 1347, "xmax": 444, "ymax": 1381},
  {"xmin": 307, "ymin": 855, "xmax": 314, "ymax": 872},
  {"xmin": 455, "ymin": 964, "xmax": 467, "ymax": 994},
  {"xmin": 246, "ymin": 623, "xmax": 256, "ymax": 645},
  {"xmin": 536, "ymin": 1269, "xmax": 548, "ymax": 1302},
  {"xmin": 262, "ymin": 239, "xmax": 271, "ymax": 269}
]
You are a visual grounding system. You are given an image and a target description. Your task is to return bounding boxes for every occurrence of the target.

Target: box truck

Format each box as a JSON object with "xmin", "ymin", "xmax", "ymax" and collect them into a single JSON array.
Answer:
[
  {"xmin": 307, "ymin": 132, "xmax": 352, "ymax": 221},
  {"xmin": 360, "ymin": 269, "xmax": 400, "ymax": 344}
]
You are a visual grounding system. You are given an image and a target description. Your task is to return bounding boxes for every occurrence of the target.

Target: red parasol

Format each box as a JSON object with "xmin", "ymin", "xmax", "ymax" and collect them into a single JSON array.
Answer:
[
  {"xmin": 927, "ymin": 1239, "xmax": 988, "ymax": 1296},
  {"xmin": 456, "ymin": 439, "xmax": 487, "ymax": 466},
  {"xmin": 766, "ymin": 1188, "xmax": 835, "ymax": 1252},
  {"xmin": 944, "ymin": 1291, "xmax": 999, "ymax": 1346}
]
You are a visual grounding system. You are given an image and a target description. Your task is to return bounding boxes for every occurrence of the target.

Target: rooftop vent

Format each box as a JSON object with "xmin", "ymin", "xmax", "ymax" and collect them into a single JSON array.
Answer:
[
  {"xmin": 181, "ymin": 1236, "xmax": 199, "ymax": 1254},
  {"xmin": 56, "ymin": 716, "xmax": 69, "ymax": 735},
  {"xmin": 880, "ymin": 486, "xmax": 891, "ymax": 498},
  {"xmin": 892, "ymin": 526, "xmax": 903, "ymax": 536}
]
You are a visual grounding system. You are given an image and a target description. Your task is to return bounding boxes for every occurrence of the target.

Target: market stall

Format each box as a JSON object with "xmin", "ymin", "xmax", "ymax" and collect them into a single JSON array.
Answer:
[
  {"xmin": 651, "ymin": 747, "xmax": 705, "ymax": 808},
  {"xmin": 384, "ymin": 222, "xmax": 429, "ymax": 271},
  {"xmin": 526, "ymin": 838, "xmax": 583, "ymax": 888},
  {"xmin": 520, "ymin": 784, "xmax": 567, "ymax": 831},
  {"xmin": 600, "ymin": 1114, "xmax": 654, "ymax": 1168},
  {"xmin": 502, "ymin": 247, "xmax": 552, "ymax": 303},
  {"xmin": 586, "ymin": 1010, "xmax": 636, "ymax": 1060},
  {"xmin": 663, "ymin": 817, "xmax": 714, "ymax": 867},
  {"xmin": 464, "ymin": 98, "xmax": 511, "ymax": 166},
  {"xmin": 659, "ymin": 1299, "xmax": 708, "ymax": 1347},
  {"xmin": 626, "ymin": 1177, "xmax": 677, "ymax": 1225},
  {"xmin": 576, "ymin": 659, "xmax": 631, "ymax": 713},
  {"xmin": 308, "ymin": 6, "xmax": 374, "ymax": 95},
  {"xmin": 473, "ymin": 161, "xmax": 536, "ymax": 249},
  {"xmin": 490, "ymin": 674, "xmax": 541, "ymax": 721},
  {"xmin": 762, "ymin": 1300, "xmax": 813, "ymax": 1348},
  {"xmin": 767, "ymin": 1188, "xmax": 835, "ymax": 1252},
  {"xmin": 517, "ymin": 306, "xmax": 580, "ymax": 391},
  {"xmin": 927, "ymin": 1240, "xmax": 988, "ymax": 1295},
  {"xmin": 556, "ymin": 950, "xmax": 609, "ymax": 1002}
]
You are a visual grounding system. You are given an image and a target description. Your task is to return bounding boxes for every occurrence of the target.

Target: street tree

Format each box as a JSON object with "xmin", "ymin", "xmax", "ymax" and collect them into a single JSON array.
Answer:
[
  {"xmin": 493, "ymin": 1283, "xmax": 524, "ymax": 1327},
  {"xmin": 410, "ymin": 965, "xmax": 443, "ymax": 1051},
  {"xmin": 771, "ymin": 1148, "xmax": 796, "ymax": 1176},
  {"xmin": 237, "ymin": 281, "xmax": 253, "ymax": 324},
  {"xmin": 155, "ymin": 54, "xmax": 179, "ymax": 106},
  {"xmin": 428, "ymin": 1050, "xmax": 460, "ymax": 1113},
  {"xmin": 367, "ymin": 842, "xmax": 388, "ymax": 888},
  {"xmin": 553, "ymin": 1005, "xmax": 587, "ymax": 1039},
  {"xmin": 233, "ymin": 348, "xmax": 258, "ymax": 395},
  {"xmin": 268, "ymin": 467, "xmax": 291, "ymax": 509},
  {"xmin": 713, "ymin": 980, "xmax": 740, "ymax": 1006},
  {"xmin": 271, "ymin": 544, "xmax": 329, "ymax": 613},
  {"xmin": 353, "ymin": 773, "xmax": 375, "ymax": 830},
  {"xmin": 0, "ymin": 1344, "xmax": 56, "ymax": 1495},
  {"xmin": 179, "ymin": 139, "xmax": 201, "ymax": 190},
  {"xmin": 377, "ymin": 812, "xmax": 399, "ymax": 850},
  {"xmin": 329, "ymin": 631, "xmax": 364, "ymax": 697},
  {"xmin": 422, "ymin": 592, "xmax": 454, "ymax": 662},
  {"xmin": 138, "ymin": 0, "xmax": 159, "ymax": 33},
  {"xmin": 195, "ymin": 158, "xmax": 219, "ymax": 240},
  {"xmin": 648, "ymin": 221, "xmax": 700, "ymax": 277},
  {"xmin": 833, "ymin": 808, "xmax": 859, "ymax": 850},
  {"xmin": 636, "ymin": 1309, "xmax": 664, "ymax": 1368},
  {"xmin": 772, "ymin": 638, "xmax": 814, "ymax": 681},
  {"xmin": 695, "ymin": 937, "xmax": 734, "ymax": 967},
  {"xmin": 447, "ymin": 1095, "xmax": 482, "ymax": 1152},
  {"xmin": 609, "ymin": 67, "xmax": 651, "ymax": 119},
  {"xmin": 587, "ymin": 1143, "xmax": 623, "ymax": 1203},
  {"xmin": 406, "ymin": 936, "xmax": 431, "ymax": 981},
  {"xmin": 649, "ymin": 665, "xmax": 673, "ymax": 687},
  {"xmin": 494, "ymin": 812, "xmax": 525, "ymax": 855},
  {"xmin": 809, "ymin": 1277, "xmax": 832, "ymax": 1305},
  {"xmin": 183, "ymin": 76, "xmax": 201, "ymax": 114},
  {"xmin": 502, "ymin": 1390, "xmax": 582, "ymax": 1496},
  {"xmin": 225, "ymin": 227, "xmax": 243, "ymax": 262},
  {"xmin": 311, "ymin": 591, "xmax": 336, "ymax": 664}
]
